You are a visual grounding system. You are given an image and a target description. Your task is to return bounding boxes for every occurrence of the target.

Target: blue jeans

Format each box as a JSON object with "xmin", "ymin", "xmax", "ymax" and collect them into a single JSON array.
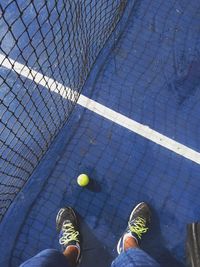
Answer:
[
  {"xmin": 20, "ymin": 248, "xmax": 161, "ymax": 267},
  {"xmin": 111, "ymin": 248, "xmax": 161, "ymax": 267}
]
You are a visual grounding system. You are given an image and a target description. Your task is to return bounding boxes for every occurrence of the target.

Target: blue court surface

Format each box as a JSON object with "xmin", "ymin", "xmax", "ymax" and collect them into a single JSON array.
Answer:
[{"xmin": 0, "ymin": 1, "xmax": 200, "ymax": 267}]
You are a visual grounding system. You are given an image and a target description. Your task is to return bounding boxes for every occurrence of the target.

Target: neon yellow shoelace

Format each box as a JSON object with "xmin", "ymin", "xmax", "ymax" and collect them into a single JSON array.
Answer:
[
  {"xmin": 59, "ymin": 221, "xmax": 79, "ymax": 245},
  {"xmin": 128, "ymin": 217, "xmax": 148, "ymax": 239}
]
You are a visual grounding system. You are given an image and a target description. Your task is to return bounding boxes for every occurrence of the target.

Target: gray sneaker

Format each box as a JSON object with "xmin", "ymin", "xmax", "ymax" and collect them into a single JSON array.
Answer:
[
  {"xmin": 117, "ymin": 202, "xmax": 151, "ymax": 254},
  {"xmin": 56, "ymin": 207, "xmax": 81, "ymax": 263}
]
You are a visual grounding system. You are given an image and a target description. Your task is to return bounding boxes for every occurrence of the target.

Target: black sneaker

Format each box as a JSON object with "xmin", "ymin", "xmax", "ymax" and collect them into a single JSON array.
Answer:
[
  {"xmin": 56, "ymin": 207, "xmax": 81, "ymax": 263},
  {"xmin": 117, "ymin": 202, "xmax": 151, "ymax": 254}
]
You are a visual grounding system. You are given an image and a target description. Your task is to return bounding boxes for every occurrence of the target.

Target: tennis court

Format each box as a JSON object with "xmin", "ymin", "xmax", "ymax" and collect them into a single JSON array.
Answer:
[{"xmin": 0, "ymin": 1, "xmax": 200, "ymax": 267}]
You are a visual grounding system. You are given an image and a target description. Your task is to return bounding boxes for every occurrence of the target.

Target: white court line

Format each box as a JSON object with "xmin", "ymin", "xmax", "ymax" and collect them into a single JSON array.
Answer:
[
  {"xmin": 0, "ymin": 54, "xmax": 79, "ymax": 102},
  {"xmin": 1, "ymin": 54, "xmax": 200, "ymax": 165}
]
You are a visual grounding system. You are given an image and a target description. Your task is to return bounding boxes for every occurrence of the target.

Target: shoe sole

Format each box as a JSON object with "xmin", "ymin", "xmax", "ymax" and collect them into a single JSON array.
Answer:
[
  {"xmin": 117, "ymin": 202, "xmax": 146, "ymax": 254},
  {"xmin": 117, "ymin": 235, "xmax": 123, "ymax": 254}
]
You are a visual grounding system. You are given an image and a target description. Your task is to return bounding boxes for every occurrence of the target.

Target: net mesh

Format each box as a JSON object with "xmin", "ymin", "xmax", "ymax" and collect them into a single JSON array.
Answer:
[
  {"xmin": 0, "ymin": 0, "xmax": 127, "ymax": 221},
  {"xmin": 10, "ymin": 0, "xmax": 200, "ymax": 265}
]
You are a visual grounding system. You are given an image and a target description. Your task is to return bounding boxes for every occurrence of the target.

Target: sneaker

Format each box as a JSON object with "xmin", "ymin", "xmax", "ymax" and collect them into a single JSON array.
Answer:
[
  {"xmin": 117, "ymin": 202, "xmax": 151, "ymax": 254},
  {"xmin": 56, "ymin": 207, "xmax": 81, "ymax": 263}
]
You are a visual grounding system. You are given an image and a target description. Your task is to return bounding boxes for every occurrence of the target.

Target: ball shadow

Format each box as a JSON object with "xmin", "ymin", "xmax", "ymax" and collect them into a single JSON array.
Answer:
[{"xmin": 86, "ymin": 178, "xmax": 102, "ymax": 193}]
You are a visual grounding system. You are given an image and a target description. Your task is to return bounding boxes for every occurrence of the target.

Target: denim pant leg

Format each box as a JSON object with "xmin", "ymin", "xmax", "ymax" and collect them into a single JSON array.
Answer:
[
  {"xmin": 111, "ymin": 248, "xmax": 161, "ymax": 267},
  {"xmin": 20, "ymin": 249, "xmax": 69, "ymax": 267}
]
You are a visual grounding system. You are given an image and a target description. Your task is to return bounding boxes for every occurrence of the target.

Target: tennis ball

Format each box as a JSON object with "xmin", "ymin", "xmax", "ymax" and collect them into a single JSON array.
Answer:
[{"xmin": 77, "ymin": 174, "xmax": 89, "ymax": 187}]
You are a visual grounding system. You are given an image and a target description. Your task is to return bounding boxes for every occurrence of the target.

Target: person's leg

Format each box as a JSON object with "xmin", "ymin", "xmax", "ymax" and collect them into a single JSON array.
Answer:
[
  {"xmin": 112, "ymin": 202, "xmax": 161, "ymax": 267},
  {"xmin": 20, "ymin": 249, "xmax": 70, "ymax": 267},
  {"xmin": 112, "ymin": 248, "xmax": 161, "ymax": 267},
  {"xmin": 20, "ymin": 207, "xmax": 81, "ymax": 267}
]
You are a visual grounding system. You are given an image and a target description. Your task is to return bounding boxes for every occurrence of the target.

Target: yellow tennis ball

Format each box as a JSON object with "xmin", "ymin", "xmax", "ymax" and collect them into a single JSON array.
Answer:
[{"xmin": 77, "ymin": 174, "xmax": 89, "ymax": 187}]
